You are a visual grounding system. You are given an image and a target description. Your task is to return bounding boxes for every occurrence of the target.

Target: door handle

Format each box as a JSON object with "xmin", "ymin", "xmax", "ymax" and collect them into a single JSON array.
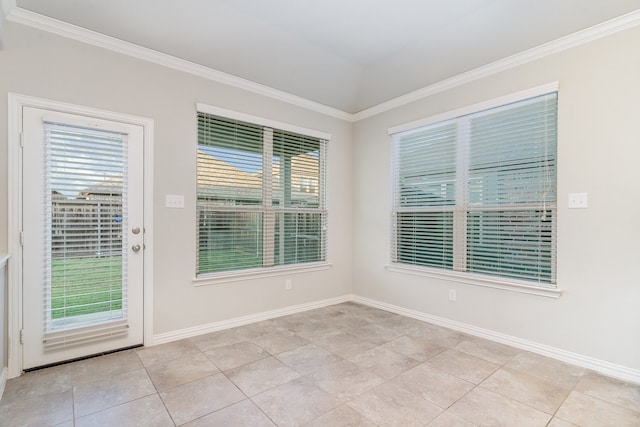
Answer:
[{"xmin": 132, "ymin": 244, "xmax": 141, "ymax": 252}]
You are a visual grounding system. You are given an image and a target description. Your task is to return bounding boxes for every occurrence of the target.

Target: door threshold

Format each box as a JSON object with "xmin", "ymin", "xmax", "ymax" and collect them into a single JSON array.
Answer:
[{"xmin": 22, "ymin": 344, "xmax": 143, "ymax": 373}]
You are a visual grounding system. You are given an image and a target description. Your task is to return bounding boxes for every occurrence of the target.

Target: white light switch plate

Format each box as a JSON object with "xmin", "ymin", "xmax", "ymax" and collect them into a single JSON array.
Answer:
[
  {"xmin": 165, "ymin": 195, "xmax": 185, "ymax": 209},
  {"xmin": 568, "ymin": 192, "xmax": 588, "ymax": 209}
]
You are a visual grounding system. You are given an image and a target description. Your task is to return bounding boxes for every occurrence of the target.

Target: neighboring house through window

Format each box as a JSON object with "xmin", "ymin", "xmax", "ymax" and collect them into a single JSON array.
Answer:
[{"xmin": 196, "ymin": 107, "xmax": 328, "ymax": 276}]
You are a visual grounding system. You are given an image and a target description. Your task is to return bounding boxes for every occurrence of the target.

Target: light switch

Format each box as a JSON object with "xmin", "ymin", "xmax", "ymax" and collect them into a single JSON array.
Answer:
[
  {"xmin": 568, "ymin": 192, "xmax": 588, "ymax": 209},
  {"xmin": 165, "ymin": 195, "xmax": 185, "ymax": 209}
]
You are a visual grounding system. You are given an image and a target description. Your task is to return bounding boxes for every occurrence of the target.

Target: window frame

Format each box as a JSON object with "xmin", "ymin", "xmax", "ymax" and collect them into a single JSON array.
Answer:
[
  {"xmin": 193, "ymin": 104, "xmax": 331, "ymax": 286},
  {"xmin": 387, "ymin": 83, "xmax": 562, "ymax": 298}
]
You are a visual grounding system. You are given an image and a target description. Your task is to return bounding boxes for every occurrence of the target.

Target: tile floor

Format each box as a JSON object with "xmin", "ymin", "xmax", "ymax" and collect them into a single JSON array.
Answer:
[{"xmin": 1, "ymin": 302, "xmax": 639, "ymax": 426}]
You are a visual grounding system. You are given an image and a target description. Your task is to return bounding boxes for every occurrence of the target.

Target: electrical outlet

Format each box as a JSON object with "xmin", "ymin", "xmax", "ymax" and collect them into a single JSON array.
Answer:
[
  {"xmin": 448, "ymin": 289, "xmax": 457, "ymax": 302},
  {"xmin": 285, "ymin": 279, "xmax": 292, "ymax": 290},
  {"xmin": 568, "ymin": 192, "xmax": 588, "ymax": 209}
]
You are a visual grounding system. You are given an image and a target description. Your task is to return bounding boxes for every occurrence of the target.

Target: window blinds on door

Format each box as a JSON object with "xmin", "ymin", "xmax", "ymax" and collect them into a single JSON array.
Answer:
[{"xmin": 43, "ymin": 121, "xmax": 130, "ymax": 348}]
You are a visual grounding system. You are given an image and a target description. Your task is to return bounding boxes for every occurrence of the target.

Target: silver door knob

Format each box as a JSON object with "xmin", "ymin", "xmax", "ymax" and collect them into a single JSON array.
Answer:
[
  {"xmin": 132, "ymin": 227, "xmax": 141, "ymax": 235},
  {"xmin": 132, "ymin": 244, "xmax": 141, "ymax": 252}
]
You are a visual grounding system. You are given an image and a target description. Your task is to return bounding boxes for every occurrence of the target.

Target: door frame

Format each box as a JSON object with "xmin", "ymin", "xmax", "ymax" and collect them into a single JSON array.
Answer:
[{"xmin": 7, "ymin": 93, "xmax": 155, "ymax": 378}]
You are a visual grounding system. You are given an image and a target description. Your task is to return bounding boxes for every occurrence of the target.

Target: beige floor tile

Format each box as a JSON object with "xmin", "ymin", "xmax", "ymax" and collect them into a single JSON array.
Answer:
[
  {"xmin": 556, "ymin": 391, "xmax": 640, "ymax": 427},
  {"xmin": 146, "ymin": 351, "xmax": 219, "ymax": 391},
  {"xmin": 0, "ymin": 389, "xmax": 73, "ymax": 427},
  {"xmin": 4, "ymin": 303, "xmax": 640, "ymax": 427},
  {"xmin": 235, "ymin": 320, "xmax": 286, "ymax": 341},
  {"xmin": 71, "ymin": 349, "xmax": 144, "ymax": 386},
  {"xmin": 378, "ymin": 316, "xmax": 433, "ymax": 335},
  {"xmin": 291, "ymin": 320, "xmax": 342, "ymax": 340},
  {"xmin": 382, "ymin": 335, "xmax": 447, "ymax": 361},
  {"xmin": 480, "ymin": 367, "xmax": 570, "ymax": 414},
  {"xmin": 73, "ymin": 368, "xmax": 156, "ymax": 418},
  {"xmin": 0, "ymin": 364, "xmax": 71, "ymax": 405},
  {"xmin": 308, "ymin": 360, "xmax": 385, "ymax": 402},
  {"xmin": 315, "ymin": 331, "xmax": 378, "ymax": 358},
  {"xmin": 428, "ymin": 411, "xmax": 478, "ymax": 426},
  {"xmin": 204, "ymin": 340, "xmax": 268, "ymax": 371},
  {"xmin": 251, "ymin": 330, "xmax": 310, "ymax": 354},
  {"xmin": 349, "ymin": 323, "xmax": 404, "ymax": 344},
  {"xmin": 183, "ymin": 399, "xmax": 275, "ymax": 427},
  {"xmin": 408, "ymin": 325, "xmax": 469, "ymax": 348},
  {"xmin": 427, "ymin": 349, "xmax": 499, "ymax": 384},
  {"xmin": 448, "ymin": 387, "xmax": 551, "ymax": 426},
  {"xmin": 226, "ymin": 356, "xmax": 300, "ymax": 396},
  {"xmin": 252, "ymin": 377, "xmax": 342, "ymax": 427},
  {"xmin": 136, "ymin": 339, "xmax": 202, "ymax": 368},
  {"xmin": 189, "ymin": 328, "xmax": 246, "ymax": 352},
  {"xmin": 547, "ymin": 418, "xmax": 579, "ymax": 427},
  {"xmin": 159, "ymin": 372, "xmax": 245, "ymax": 425},
  {"xmin": 455, "ymin": 337, "xmax": 521, "ymax": 365},
  {"xmin": 74, "ymin": 394, "xmax": 173, "ymax": 427},
  {"xmin": 392, "ymin": 364, "xmax": 475, "ymax": 408},
  {"xmin": 347, "ymin": 382, "xmax": 442, "ymax": 427},
  {"xmin": 353, "ymin": 306, "xmax": 399, "ymax": 323},
  {"xmin": 277, "ymin": 344, "xmax": 343, "ymax": 375},
  {"xmin": 505, "ymin": 352, "xmax": 585, "ymax": 389},
  {"xmin": 305, "ymin": 404, "xmax": 377, "ymax": 427},
  {"xmin": 326, "ymin": 314, "xmax": 372, "ymax": 330},
  {"xmin": 348, "ymin": 346, "xmax": 420, "ymax": 380},
  {"xmin": 574, "ymin": 371, "xmax": 640, "ymax": 412}
]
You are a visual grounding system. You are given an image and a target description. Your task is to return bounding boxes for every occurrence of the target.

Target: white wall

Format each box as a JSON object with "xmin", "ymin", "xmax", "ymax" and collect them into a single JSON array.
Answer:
[
  {"xmin": 353, "ymin": 25, "xmax": 640, "ymax": 371},
  {"xmin": 1, "ymin": 17, "xmax": 639, "ymax": 377},
  {"xmin": 0, "ymin": 22, "xmax": 353, "ymax": 338}
]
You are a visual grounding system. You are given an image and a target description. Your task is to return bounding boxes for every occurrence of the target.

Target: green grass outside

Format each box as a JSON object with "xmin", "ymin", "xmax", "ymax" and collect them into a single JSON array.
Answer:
[
  {"xmin": 51, "ymin": 256, "xmax": 123, "ymax": 319},
  {"xmin": 198, "ymin": 248, "xmax": 262, "ymax": 273}
]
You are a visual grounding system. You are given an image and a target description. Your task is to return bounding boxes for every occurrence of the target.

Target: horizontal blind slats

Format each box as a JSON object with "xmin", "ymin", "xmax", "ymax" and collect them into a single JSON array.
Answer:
[
  {"xmin": 392, "ymin": 92, "xmax": 557, "ymax": 285},
  {"xmin": 197, "ymin": 112, "xmax": 327, "ymax": 275}
]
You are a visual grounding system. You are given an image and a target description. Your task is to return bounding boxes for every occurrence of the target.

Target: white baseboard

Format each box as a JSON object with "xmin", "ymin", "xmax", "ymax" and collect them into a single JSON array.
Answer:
[
  {"xmin": 0, "ymin": 367, "xmax": 7, "ymax": 401},
  {"xmin": 150, "ymin": 292, "xmax": 639, "ymax": 384},
  {"xmin": 152, "ymin": 294, "xmax": 354, "ymax": 345},
  {"xmin": 352, "ymin": 295, "xmax": 640, "ymax": 384}
]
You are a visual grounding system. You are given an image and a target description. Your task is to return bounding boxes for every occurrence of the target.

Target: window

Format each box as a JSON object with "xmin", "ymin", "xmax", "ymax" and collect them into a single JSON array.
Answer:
[
  {"xmin": 197, "ymin": 110, "xmax": 328, "ymax": 276},
  {"xmin": 390, "ymin": 90, "xmax": 557, "ymax": 287}
]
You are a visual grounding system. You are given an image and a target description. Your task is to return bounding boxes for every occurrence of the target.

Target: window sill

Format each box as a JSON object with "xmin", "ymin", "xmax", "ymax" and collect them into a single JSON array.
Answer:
[
  {"xmin": 385, "ymin": 264, "xmax": 562, "ymax": 298},
  {"xmin": 193, "ymin": 262, "xmax": 332, "ymax": 286}
]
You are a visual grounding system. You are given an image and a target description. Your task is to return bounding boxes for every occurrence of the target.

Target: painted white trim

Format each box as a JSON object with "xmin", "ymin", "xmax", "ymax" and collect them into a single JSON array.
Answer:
[
  {"xmin": 5, "ymin": 8, "xmax": 351, "ymax": 122},
  {"xmin": 7, "ymin": 93, "xmax": 154, "ymax": 377},
  {"xmin": 153, "ymin": 294, "xmax": 353, "ymax": 344},
  {"xmin": 388, "ymin": 82, "xmax": 559, "ymax": 135},
  {"xmin": 193, "ymin": 263, "xmax": 332, "ymax": 287},
  {"xmin": 386, "ymin": 264, "xmax": 562, "ymax": 299},
  {"xmin": 353, "ymin": 296, "xmax": 640, "ymax": 384},
  {"xmin": 197, "ymin": 103, "xmax": 332, "ymax": 141},
  {"xmin": 0, "ymin": 367, "xmax": 7, "ymax": 401},
  {"xmin": 7, "ymin": 8, "xmax": 640, "ymax": 121},
  {"xmin": 354, "ymin": 9, "xmax": 640, "ymax": 121},
  {"xmin": 7, "ymin": 93, "xmax": 23, "ymax": 379}
]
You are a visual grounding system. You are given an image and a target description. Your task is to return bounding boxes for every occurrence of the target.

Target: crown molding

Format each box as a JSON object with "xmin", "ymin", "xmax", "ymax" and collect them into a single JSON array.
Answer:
[
  {"xmin": 353, "ymin": 8, "xmax": 640, "ymax": 121},
  {"xmin": 6, "ymin": 7, "xmax": 353, "ymax": 122},
  {"xmin": 7, "ymin": 7, "xmax": 640, "ymax": 122}
]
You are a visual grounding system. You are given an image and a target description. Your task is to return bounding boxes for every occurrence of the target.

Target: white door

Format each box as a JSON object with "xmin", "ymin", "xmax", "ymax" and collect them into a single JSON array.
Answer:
[{"xmin": 21, "ymin": 107, "xmax": 144, "ymax": 369}]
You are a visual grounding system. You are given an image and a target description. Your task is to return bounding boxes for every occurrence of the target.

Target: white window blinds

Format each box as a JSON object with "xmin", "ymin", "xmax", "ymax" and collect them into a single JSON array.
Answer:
[
  {"xmin": 391, "ymin": 91, "xmax": 557, "ymax": 285},
  {"xmin": 197, "ymin": 112, "xmax": 327, "ymax": 276},
  {"xmin": 44, "ymin": 121, "xmax": 129, "ymax": 346}
]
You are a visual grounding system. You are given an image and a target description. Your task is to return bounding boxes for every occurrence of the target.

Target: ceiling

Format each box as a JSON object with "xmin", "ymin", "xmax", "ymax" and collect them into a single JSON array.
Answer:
[{"xmin": 12, "ymin": 0, "xmax": 640, "ymax": 113}]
